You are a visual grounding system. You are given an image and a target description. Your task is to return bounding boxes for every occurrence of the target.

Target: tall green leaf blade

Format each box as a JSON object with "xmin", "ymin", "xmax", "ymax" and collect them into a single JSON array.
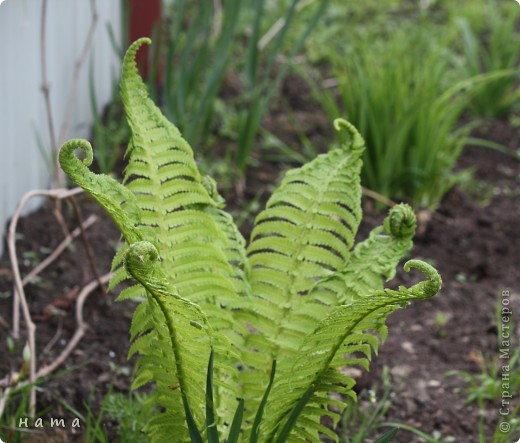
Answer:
[
  {"xmin": 373, "ymin": 428, "xmax": 399, "ymax": 443},
  {"xmin": 206, "ymin": 349, "xmax": 219, "ymax": 443},
  {"xmin": 227, "ymin": 398, "xmax": 245, "ymax": 443},
  {"xmin": 249, "ymin": 360, "xmax": 277, "ymax": 443}
]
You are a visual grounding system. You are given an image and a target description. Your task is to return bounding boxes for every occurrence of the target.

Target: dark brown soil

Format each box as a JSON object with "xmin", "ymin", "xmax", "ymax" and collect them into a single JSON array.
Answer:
[{"xmin": 1, "ymin": 86, "xmax": 519, "ymax": 442}]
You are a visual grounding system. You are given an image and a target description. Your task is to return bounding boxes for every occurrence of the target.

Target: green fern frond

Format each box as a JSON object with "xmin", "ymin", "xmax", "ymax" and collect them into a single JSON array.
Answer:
[
  {"xmin": 121, "ymin": 39, "xmax": 247, "ymax": 436},
  {"xmin": 60, "ymin": 38, "xmax": 443, "ymax": 443},
  {"xmin": 59, "ymin": 139, "xmax": 142, "ymax": 244},
  {"xmin": 262, "ymin": 260, "xmax": 441, "ymax": 442},
  {"xmin": 246, "ymin": 120, "xmax": 364, "ymax": 355},
  {"xmin": 124, "ymin": 241, "xmax": 235, "ymax": 439},
  {"xmin": 312, "ymin": 203, "xmax": 416, "ymax": 305},
  {"xmin": 119, "ymin": 39, "xmax": 242, "ymax": 322},
  {"xmin": 60, "ymin": 39, "xmax": 246, "ymax": 437},
  {"xmin": 238, "ymin": 120, "xmax": 366, "ymax": 422}
]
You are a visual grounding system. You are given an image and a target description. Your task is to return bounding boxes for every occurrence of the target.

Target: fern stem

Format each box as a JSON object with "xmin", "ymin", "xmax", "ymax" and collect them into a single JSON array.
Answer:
[
  {"xmin": 59, "ymin": 139, "xmax": 142, "ymax": 244},
  {"xmin": 403, "ymin": 260, "xmax": 442, "ymax": 298},
  {"xmin": 123, "ymin": 241, "xmax": 211, "ymax": 425}
]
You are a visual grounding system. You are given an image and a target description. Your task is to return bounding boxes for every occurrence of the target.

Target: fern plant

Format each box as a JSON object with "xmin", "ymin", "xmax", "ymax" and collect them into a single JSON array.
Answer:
[{"xmin": 59, "ymin": 38, "xmax": 441, "ymax": 442}]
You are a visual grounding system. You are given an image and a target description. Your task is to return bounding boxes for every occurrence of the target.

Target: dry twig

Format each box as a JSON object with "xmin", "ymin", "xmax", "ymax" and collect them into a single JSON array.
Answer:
[
  {"xmin": 40, "ymin": 0, "xmax": 59, "ymax": 187},
  {"xmin": 0, "ymin": 273, "xmax": 111, "ymax": 420},
  {"xmin": 21, "ymin": 214, "xmax": 97, "ymax": 287},
  {"xmin": 57, "ymin": 0, "xmax": 99, "ymax": 147},
  {"xmin": 7, "ymin": 187, "xmax": 82, "ymax": 416},
  {"xmin": 68, "ymin": 199, "xmax": 106, "ymax": 295},
  {"xmin": 37, "ymin": 272, "xmax": 112, "ymax": 379},
  {"xmin": 258, "ymin": 0, "xmax": 316, "ymax": 50},
  {"xmin": 361, "ymin": 186, "xmax": 397, "ymax": 208},
  {"xmin": 4, "ymin": 0, "xmax": 104, "ymax": 419}
]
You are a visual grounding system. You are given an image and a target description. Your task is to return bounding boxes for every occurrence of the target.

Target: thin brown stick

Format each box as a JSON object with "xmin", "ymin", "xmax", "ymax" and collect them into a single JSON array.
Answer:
[
  {"xmin": 68, "ymin": 199, "xmax": 106, "ymax": 295},
  {"xmin": 361, "ymin": 186, "xmax": 396, "ymax": 208},
  {"xmin": 7, "ymin": 187, "xmax": 82, "ymax": 416},
  {"xmin": 21, "ymin": 214, "xmax": 97, "ymax": 287},
  {"xmin": 10, "ymin": 188, "xmax": 84, "ymax": 337},
  {"xmin": 212, "ymin": 0, "xmax": 222, "ymax": 39},
  {"xmin": 41, "ymin": 0, "xmax": 99, "ymax": 189},
  {"xmin": 6, "ymin": 0, "xmax": 101, "ymax": 418},
  {"xmin": 36, "ymin": 273, "xmax": 112, "ymax": 379},
  {"xmin": 0, "ymin": 273, "xmax": 112, "ymax": 420},
  {"xmin": 42, "ymin": 316, "xmax": 64, "ymax": 355},
  {"xmin": 53, "ymin": 203, "xmax": 71, "ymax": 239},
  {"xmin": 258, "ymin": 0, "xmax": 315, "ymax": 50}
]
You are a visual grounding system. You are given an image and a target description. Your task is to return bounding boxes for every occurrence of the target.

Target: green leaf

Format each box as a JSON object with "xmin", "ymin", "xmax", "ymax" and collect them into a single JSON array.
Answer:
[
  {"xmin": 273, "ymin": 384, "xmax": 315, "ymax": 443},
  {"xmin": 182, "ymin": 391, "xmax": 203, "ymax": 443},
  {"xmin": 227, "ymin": 398, "xmax": 245, "ymax": 443},
  {"xmin": 373, "ymin": 428, "xmax": 399, "ymax": 443},
  {"xmin": 206, "ymin": 349, "xmax": 219, "ymax": 443},
  {"xmin": 262, "ymin": 261, "xmax": 441, "ymax": 441},
  {"xmin": 250, "ymin": 360, "xmax": 277, "ymax": 443}
]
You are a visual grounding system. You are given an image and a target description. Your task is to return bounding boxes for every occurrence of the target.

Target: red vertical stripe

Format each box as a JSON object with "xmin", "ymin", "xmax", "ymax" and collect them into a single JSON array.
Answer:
[{"xmin": 128, "ymin": 0, "xmax": 161, "ymax": 78}]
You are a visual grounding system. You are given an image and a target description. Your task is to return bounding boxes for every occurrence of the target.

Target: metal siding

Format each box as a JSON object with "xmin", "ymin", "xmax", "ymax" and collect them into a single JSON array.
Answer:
[{"xmin": 0, "ymin": 0, "xmax": 122, "ymax": 254}]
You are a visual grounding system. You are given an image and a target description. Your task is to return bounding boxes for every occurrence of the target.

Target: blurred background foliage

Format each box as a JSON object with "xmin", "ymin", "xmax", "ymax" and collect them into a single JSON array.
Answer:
[{"xmin": 91, "ymin": 0, "xmax": 520, "ymax": 210}]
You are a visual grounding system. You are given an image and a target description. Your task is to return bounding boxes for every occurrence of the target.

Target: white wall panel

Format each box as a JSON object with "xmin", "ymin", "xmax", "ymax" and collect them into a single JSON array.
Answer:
[{"xmin": 0, "ymin": 0, "xmax": 122, "ymax": 254}]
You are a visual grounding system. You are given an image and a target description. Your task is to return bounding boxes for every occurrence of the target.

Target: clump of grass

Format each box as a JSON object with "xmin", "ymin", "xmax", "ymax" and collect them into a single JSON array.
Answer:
[
  {"xmin": 312, "ymin": 26, "xmax": 485, "ymax": 209},
  {"xmin": 161, "ymin": 0, "xmax": 328, "ymax": 185},
  {"xmin": 456, "ymin": 1, "xmax": 520, "ymax": 118},
  {"xmin": 88, "ymin": 69, "xmax": 130, "ymax": 174}
]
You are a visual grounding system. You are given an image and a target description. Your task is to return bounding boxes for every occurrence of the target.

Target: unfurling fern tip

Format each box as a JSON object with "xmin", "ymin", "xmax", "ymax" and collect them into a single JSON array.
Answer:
[
  {"xmin": 59, "ymin": 138, "xmax": 94, "ymax": 172},
  {"xmin": 402, "ymin": 259, "xmax": 442, "ymax": 298},
  {"xmin": 123, "ymin": 241, "xmax": 160, "ymax": 282},
  {"xmin": 384, "ymin": 203, "xmax": 416, "ymax": 239},
  {"xmin": 334, "ymin": 118, "xmax": 365, "ymax": 153}
]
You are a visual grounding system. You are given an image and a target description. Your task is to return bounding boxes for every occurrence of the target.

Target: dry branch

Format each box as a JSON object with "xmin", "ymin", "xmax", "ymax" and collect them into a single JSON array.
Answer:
[
  {"xmin": 68, "ymin": 199, "xmax": 106, "ymax": 295},
  {"xmin": 36, "ymin": 272, "xmax": 112, "ymax": 379},
  {"xmin": 3, "ymin": 0, "xmax": 112, "ymax": 422},
  {"xmin": 0, "ymin": 273, "xmax": 111, "ymax": 420},
  {"xmin": 7, "ymin": 187, "xmax": 83, "ymax": 416},
  {"xmin": 21, "ymin": 214, "xmax": 98, "ymax": 287},
  {"xmin": 57, "ymin": 0, "xmax": 99, "ymax": 147},
  {"xmin": 40, "ymin": 0, "xmax": 59, "ymax": 187}
]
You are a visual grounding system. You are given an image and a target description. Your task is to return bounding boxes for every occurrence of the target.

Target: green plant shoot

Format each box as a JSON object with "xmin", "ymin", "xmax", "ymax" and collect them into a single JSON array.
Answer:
[{"xmin": 59, "ymin": 38, "xmax": 441, "ymax": 442}]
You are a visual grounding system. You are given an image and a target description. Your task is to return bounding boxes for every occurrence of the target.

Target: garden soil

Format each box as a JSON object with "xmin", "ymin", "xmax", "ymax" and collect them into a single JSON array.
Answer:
[{"xmin": 0, "ymin": 94, "xmax": 519, "ymax": 441}]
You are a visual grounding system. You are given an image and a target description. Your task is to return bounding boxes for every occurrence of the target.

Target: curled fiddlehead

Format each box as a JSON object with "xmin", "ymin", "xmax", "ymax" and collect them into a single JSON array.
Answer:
[
  {"xmin": 123, "ymin": 241, "xmax": 165, "ymax": 292},
  {"xmin": 123, "ymin": 241, "xmax": 211, "ymax": 331},
  {"xmin": 401, "ymin": 259, "xmax": 442, "ymax": 299},
  {"xmin": 384, "ymin": 203, "xmax": 417, "ymax": 239},
  {"xmin": 59, "ymin": 139, "xmax": 142, "ymax": 243},
  {"xmin": 334, "ymin": 117, "xmax": 366, "ymax": 153}
]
